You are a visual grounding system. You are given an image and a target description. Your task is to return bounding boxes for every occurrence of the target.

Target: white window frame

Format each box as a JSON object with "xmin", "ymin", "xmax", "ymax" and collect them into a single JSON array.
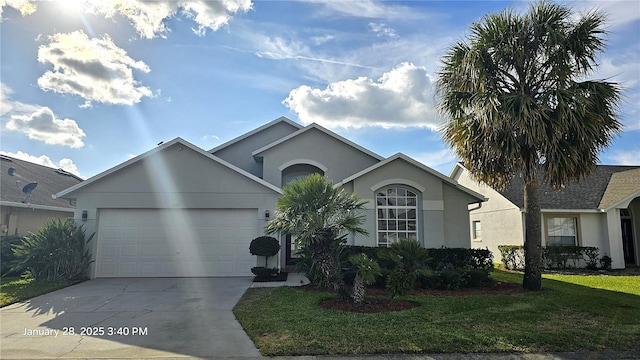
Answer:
[
  {"xmin": 472, "ymin": 221, "xmax": 482, "ymax": 241},
  {"xmin": 545, "ymin": 216, "xmax": 579, "ymax": 246},
  {"xmin": 376, "ymin": 186, "xmax": 419, "ymax": 247}
]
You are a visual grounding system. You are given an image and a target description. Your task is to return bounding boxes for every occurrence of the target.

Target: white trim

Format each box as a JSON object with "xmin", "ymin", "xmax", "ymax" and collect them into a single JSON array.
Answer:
[
  {"xmin": 0, "ymin": 201, "xmax": 74, "ymax": 212},
  {"xmin": 208, "ymin": 116, "xmax": 302, "ymax": 153},
  {"xmin": 541, "ymin": 209, "xmax": 601, "ymax": 213},
  {"xmin": 369, "ymin": 178, "xmax": 426, "ymax": 193},
  {"xmin": 251, "ymin": 123, "xmax": 385, "ymax": 161},
  {"xmin": 278, "ymin": 159, "xmax": 328, "ymax": 172},
  {"xmin": 56, "ymin": 137, "xmax": 283, "ymax": 198}
]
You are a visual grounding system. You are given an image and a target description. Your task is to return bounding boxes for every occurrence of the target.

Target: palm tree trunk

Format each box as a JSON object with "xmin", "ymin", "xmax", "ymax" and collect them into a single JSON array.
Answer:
[{"xmin": 523, "ymin": 177, "xmax": 542, "ymax": 290}]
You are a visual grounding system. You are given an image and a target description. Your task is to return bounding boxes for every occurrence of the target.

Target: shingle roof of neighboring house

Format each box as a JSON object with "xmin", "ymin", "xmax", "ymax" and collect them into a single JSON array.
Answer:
[
  {"xmin": 599, "ymin": 168, "xmax": 640, "ymax": 210},
  {"xmin": 499, "ymin": 165, "xmax": 640, "ymax": 210},
  {"xmin": 1, "ymin": 155, "xmax": 83, "ymax": 209}
]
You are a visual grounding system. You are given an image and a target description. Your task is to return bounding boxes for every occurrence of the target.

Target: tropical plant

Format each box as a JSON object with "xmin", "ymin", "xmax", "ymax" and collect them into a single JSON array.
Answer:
[
  {"xmin": 436, "ymin": 1, "xmax": 622, "ymax": 290},
  {"xmin": 265, "ymin": 174, "xmax": 368, "ymax": 300},
  {"xmin": 249, "ymin": 236, "xmax": 280, "ymax": 267},
  {"xmin": 1, "ymin": 235, "xmax": 25, "ymax": 277},
  {"xmin": 11, "ymin": 218, "xmax": 94, "ymax": 281},
  {"xmin": 348, "ymin": 253, "xmax": 381, "ymax": 304},
  {"xmin": 381, "ymin": 239, "xmax": 430, "ymax": 298}
]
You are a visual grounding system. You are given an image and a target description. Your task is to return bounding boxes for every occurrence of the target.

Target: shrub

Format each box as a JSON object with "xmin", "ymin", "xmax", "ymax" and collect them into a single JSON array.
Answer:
[
  {"xmin": 584, "ymin": 247, "xmax": 599, "ymax": 270},
  {"xmin": 600, "ymin": 254, "xmax": 612, "ymax": 270},
  {"xmin": 380, "ymin": 239, "xmax": 430, "ymax": 298},
  {"xmin": 1, "ymin": 235, "xmax": 25, "ymax": 277},
  {"xmin": 386, "ymin": 270, "xmax": 417, "ymax": 298},
  {"xmin": 349, "ymin": 253, "xmax": 381, "ymax": 304},
  {"xmin": 11, "ymin": 219, "xmax": 94, "ymax": 281},
  {"xmin": 428, "ymin": 247, "xmax": 493, "ymax": 271},
  {"xmin": 499, "ymin": 245, "xmax": 603, "ymax": 270},
  {"xmin": 249, "ymin": 236, "xmax": 280, "ymax": 267},
  {"xmin": 498, "ymin": 245, "xmax": 526, "ymax": 270}
]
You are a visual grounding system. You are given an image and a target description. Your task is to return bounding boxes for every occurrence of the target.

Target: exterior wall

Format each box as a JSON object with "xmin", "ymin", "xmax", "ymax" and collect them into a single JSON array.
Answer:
[
  {"xmin": 346, "ymin": 159, "xmax": 476, "ymax": 249},
  {"xmin": 452, "ymin": 166, "xmax": 523, "ymax": 262},
  {"xmin": 442, "ymin": 184, "xmax": 478, "ymax": 248},
  {"xmin": 65, "ymin": 144, "xmax": 281, "ymax": 276},
  {"xmin": 212, "ymin": 121, "xmax": 300, "ymax": 178},
  {"xmin": 260, "ymin": 128, "xmax": 380, "ymax": 187},
  {"xmin": 1, "ymin": 206, "xmax": 73, "ymax": 236}
]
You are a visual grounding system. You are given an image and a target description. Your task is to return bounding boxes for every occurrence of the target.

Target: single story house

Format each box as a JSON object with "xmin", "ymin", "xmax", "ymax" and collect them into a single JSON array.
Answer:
[
  {"xmin": 1, "ymin": 154, "xmax": 82, "ymax": 236},
  {"xmin": 56, "ymin": 117, "xmax": 485, "ymax": 278},
  {"xmin": 450, "ymin": 163, "xmax": 640, "ymax": 269}
]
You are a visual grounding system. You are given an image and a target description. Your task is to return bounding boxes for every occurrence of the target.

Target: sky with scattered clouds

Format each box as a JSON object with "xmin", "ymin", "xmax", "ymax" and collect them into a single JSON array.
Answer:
[{"xmin": 1, "ymin": 0, "xmax": 638, "ymax": 180}]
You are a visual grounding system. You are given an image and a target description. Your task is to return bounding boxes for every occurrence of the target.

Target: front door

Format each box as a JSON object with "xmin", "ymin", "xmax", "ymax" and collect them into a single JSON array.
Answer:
[
  {"xmin": 621, "ymin": 218, "xmax": 636, "ymax": 265},
  {"xmin": 285, "ymin": 234, "xmax": 302, "ymax": 265}
]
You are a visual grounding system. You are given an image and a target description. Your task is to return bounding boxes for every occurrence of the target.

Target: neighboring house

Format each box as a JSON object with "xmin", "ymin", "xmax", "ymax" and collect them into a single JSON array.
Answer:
[
  {"xmin": 56, "ymin": 117, "xmax": 485, "ymax": 278},
  {"xmin": 1, "ymin": 154, "xmax": 83, "ymax": 237},
  {"xmin": 451, "ymin": 163, "xmax": 640, "ymax": 269}
]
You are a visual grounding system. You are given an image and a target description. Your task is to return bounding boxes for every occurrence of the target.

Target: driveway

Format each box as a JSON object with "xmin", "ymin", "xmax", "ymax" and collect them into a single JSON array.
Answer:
[{"xmin": 0, "ymin": 277, "xmax": 261, "ymax": 359}]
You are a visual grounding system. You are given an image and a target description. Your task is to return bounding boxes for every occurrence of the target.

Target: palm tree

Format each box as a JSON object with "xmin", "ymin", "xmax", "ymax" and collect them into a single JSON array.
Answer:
[
  {"xmin": 436, "ymin": 1, "xmax": 622, "ymax": 290},
  {"xmin": 265, "ymin": 174, "xmax": 368, "ymax": 299}
]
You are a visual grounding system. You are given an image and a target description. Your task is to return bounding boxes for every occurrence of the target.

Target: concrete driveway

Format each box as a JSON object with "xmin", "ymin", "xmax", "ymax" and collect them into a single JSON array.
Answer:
[{"xmin": 1, "ymin": 277, "xmax": 261, "ymax": 359}]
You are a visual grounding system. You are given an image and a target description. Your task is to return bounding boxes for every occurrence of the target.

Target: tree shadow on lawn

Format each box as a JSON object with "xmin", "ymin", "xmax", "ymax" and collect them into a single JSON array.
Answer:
[{"xmin": 1, "ymin": 277, "xmax": 259, "ymax": 358}]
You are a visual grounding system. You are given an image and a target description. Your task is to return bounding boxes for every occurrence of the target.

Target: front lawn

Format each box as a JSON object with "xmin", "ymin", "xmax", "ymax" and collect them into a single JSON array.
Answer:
[
  {"xmin": 0, "ymin": 277, "xmax": 71, "ymax": 307},
  {"xmin": 233, "ymin": 270, "xmax": 640, "ymax": 356}
]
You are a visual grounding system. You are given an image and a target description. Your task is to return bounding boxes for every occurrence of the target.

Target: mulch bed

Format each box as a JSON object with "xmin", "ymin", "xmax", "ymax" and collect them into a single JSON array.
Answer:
[
  {"xmin": 309, "ymin": 281, "xmax": 525, "ymax": 313},
  {"xmin": 253, "ymin": 271, "xmax": 289, "ymax": 282}
]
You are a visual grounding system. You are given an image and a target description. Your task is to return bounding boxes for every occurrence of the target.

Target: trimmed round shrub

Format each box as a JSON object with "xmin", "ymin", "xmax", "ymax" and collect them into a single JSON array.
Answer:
[{"xmin": 249, "ymin": 236, "xmax": 280, "ymax": 267}]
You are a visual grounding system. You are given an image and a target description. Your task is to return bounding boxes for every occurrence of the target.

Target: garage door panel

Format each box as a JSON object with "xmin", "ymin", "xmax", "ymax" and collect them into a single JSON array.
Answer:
[{"xmin": 97, "ymin": 209, "xmax": 259, "ymax": 277}]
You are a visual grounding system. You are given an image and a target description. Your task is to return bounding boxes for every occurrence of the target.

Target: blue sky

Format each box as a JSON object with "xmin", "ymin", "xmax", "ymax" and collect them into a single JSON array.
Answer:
[{"xmin": 1, "ymin": 0, "xmax": 638, "ymax": 179}]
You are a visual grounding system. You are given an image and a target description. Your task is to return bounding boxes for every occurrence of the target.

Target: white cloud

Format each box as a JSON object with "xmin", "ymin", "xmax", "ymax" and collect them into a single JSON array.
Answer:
[
  {"xmin": 368, "ymin": 22, "xmax": 398, "ymax": 38},
  {"xmin": 6, "ymin": 107, "xmax": 86, "ymax": 148},
  {"xmin": 0, "ymin": 150, "xmax": 84, "ymax": 178},
  {"xmin": 84, "ymin": 0, "xmax": 252, "ymax": 39},
  {"xmin": 284, "ymin": 62, "xmax": 439, "ymax": 130},
  {"xmin": 304, "ymin": 0, "xmax": 419, "ymax": 20},
  {"xmin": 574, "ymin": 1, "xmax": 640, "ymax": 29},
  {"xmin": 37, "ymin": 30, "xmax": 152, "ymax": 107},
  {"xmin": 411, "ymin": 149, "xmax": 458, "ymax": 170},
  {"xmin": 607, "ymin": 150, "xmax": 640, "ymax": 165},
  {"xmin": 0, "ymin": 0, "xmax": 36, "ymax": 19},
  {"xmin": 0, "ymin": 82, "xmax": 41, "ymax": 116}
]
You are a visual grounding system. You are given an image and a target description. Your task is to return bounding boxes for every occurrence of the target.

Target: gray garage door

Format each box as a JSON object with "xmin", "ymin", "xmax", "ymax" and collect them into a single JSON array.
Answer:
[{"xmin": 96, "ymin": 209, "xmax": 257, "ymax": 277}]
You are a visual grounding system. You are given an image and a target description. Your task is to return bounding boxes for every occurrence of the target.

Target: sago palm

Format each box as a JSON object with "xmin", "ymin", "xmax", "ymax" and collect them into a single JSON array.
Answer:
[
  {"xmin": 265, "ymin": 173, "xmax": 368, "ymax": 299},
  {"xmin": 436, "ymin": 1, "xmax": 622, "ymax": 290}
]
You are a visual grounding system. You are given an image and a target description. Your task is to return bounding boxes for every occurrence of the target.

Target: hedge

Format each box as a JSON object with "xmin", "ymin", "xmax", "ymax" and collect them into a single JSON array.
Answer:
[{"xmin": 498, "ymin": 245, "xmax": 604, "ymax": 270}]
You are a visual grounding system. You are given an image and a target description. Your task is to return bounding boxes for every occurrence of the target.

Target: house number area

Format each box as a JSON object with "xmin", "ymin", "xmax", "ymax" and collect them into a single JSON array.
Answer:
[{"xmin": 61, "ymin": 326, "xmax": 148, "ymax": 336}]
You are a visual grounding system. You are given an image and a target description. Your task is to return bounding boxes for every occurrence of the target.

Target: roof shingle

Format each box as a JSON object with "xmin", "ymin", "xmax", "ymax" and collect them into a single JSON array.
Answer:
[
  {"xmin": 498, "ymin": 165, "xmax": 640, "ymax": 210},
  {"xmin": 1, "ymin": 155, "xmax": 83, "ymax": 208}
]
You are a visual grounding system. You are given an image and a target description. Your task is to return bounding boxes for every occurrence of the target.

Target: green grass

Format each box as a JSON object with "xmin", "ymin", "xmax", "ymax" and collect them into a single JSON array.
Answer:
[
  {"xmin": 233, "ymin": 270, "xmax": 640, "ymax": 356},
  {"xmin": 0, "ymin": 277, "xmax": 71, "ymax": 307}
]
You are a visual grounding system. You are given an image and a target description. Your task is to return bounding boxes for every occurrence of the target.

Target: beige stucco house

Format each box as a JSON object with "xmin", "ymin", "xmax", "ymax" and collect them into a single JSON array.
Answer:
[
  {"xmin": 451, "ymin": 163, "xmax": 640, "ymax": 269},
  {"xmin": 1, "ymin": 154, "xmax": 82, "ymax": 237},
  {"xmin": 57, "ymin": 117, "xmax": 484, "ymax": 278}
]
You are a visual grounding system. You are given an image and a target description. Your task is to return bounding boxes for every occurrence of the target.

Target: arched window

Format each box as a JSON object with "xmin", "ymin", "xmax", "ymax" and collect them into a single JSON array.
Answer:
[
  {"xmin": 376, "ymin": 186, "xmax": 418, "ymax": 247},
  {"xmin": 281, "ymin": 164, "xmax": 324, "ymax": 186}
]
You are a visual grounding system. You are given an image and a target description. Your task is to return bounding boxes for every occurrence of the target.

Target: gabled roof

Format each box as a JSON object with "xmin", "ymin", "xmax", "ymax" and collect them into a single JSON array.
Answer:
[
  {"xmin": 1, "ymin": 154, "xmax": 82, "ymax": 210},
  {"xmin": 208, "ymin": 116, "xmax": 302, "ymax": 153},
  {"xmin": 251, "ymin": 123, "xmax": 385, "ymax": 161},
  {"xmin": 498, "ymin": 165, "xmax": 640, "ymax": 210},
  {"xmin": 599, "ymin": 168, "xmax": 640, "ymax": 210},
  {"xmin": 338, "ymin": 153, "xmax": 485, "ymax": 201},
  {"xmin": 57, "ymin": 137, "xmax": 282, "ymax": 198}
]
